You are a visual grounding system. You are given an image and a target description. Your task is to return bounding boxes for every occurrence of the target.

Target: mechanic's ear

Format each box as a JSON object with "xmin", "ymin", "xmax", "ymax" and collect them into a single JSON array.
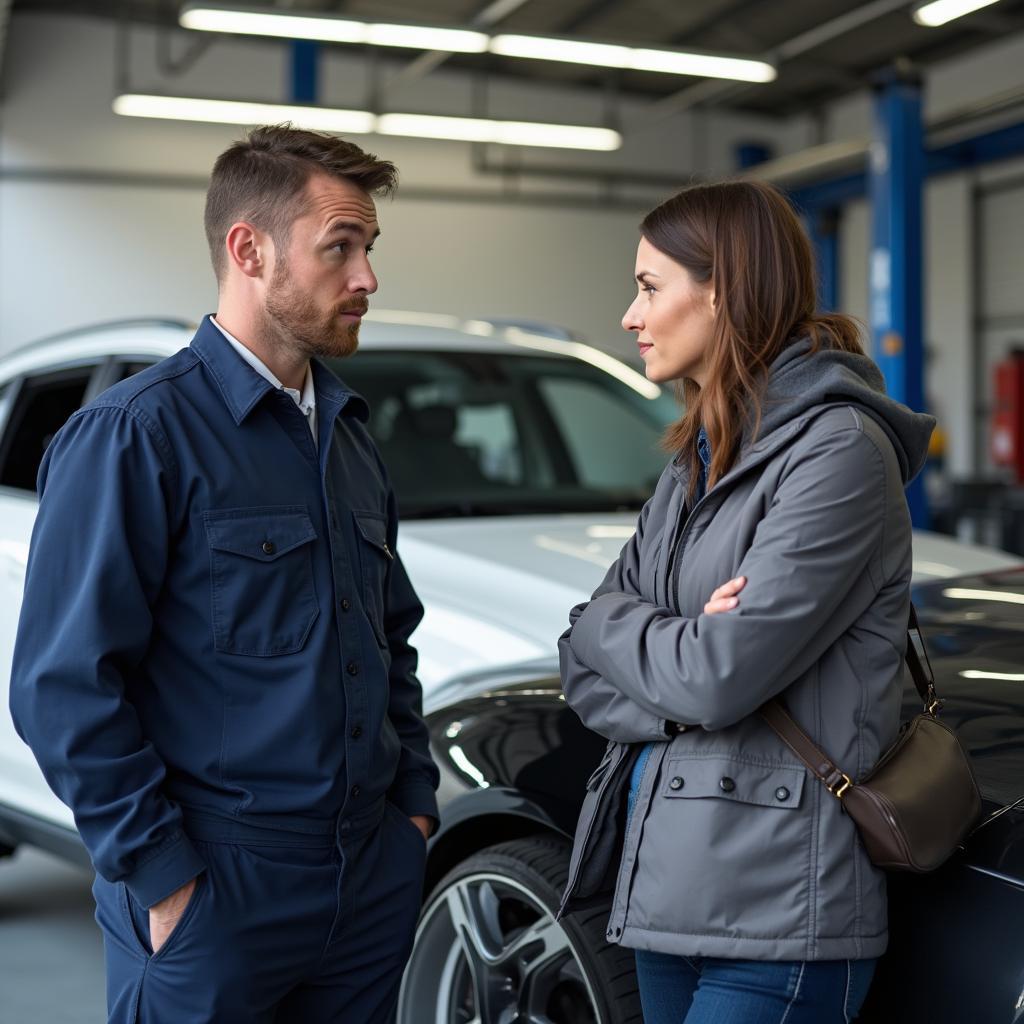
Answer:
[{"xmin": 224, "ymin": 222, "xmax": 270, "ymax": 280}]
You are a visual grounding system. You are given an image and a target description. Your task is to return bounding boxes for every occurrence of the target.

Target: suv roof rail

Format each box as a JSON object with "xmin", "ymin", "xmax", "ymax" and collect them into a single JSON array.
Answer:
[
  {"xmin": 479, "ymin": 318, "xmax": 581, "ymax": 341},
  {"xmin": 9, "ymin": 317, "xmax": 194, "ymax": 358}
]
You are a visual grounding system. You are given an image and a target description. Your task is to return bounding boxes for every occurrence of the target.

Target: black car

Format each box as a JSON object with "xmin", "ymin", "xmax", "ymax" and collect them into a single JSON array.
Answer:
[{"xmin": 398, "ymin": 570, "xmax": 1024, "ymax": 1024}]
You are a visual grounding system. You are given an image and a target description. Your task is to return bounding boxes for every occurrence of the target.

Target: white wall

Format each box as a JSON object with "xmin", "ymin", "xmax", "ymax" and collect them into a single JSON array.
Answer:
[{"xmin": 0, "ymin": 12, "xmax": 806, "ymax": 358}]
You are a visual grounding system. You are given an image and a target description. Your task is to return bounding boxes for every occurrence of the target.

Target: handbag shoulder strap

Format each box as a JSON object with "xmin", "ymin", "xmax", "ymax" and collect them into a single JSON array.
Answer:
[
  {"xmin": 759, "ymin": 700, "xmax": 855, "ymax": 796},
  {"xmin": 760, "ymin": 603, "xmax": 942, "ymax": 795},
  {"xmin": 906, "ymin": 604, "xmax": 943, "ymax": 714}
]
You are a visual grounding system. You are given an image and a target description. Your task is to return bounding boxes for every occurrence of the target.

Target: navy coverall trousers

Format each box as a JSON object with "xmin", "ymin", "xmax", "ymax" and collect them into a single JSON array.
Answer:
[{"xmin": 94, "ymin": 803, "xmax": 426, "ymax": 1023}]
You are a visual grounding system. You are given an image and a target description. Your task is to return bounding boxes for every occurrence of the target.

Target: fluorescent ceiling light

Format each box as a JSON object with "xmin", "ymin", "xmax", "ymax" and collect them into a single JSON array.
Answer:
[
  {"xmin": 912, "ymin": 0, "xmax": 1003, "ymax": 26},
  {"xmin": 113, "ymin": 94, "xmax": 375, "ymax": 133},
  {"xmin": 490, "ymin": 34, "xmax": 776, "ymax": 83},
  {"xmin": 180, "ymin": 4, "xmax": 488, "ymax": 52},
  {"xmin": 490, "ymin": 36, "xmax": 631, "ymax": 67},
  {"xmin": 377, "ymin": 113, "xmax": 620, "ymax": 150},
  {"xmin": 180, "ymin": 5, "xmax": 773, "ymax": 83},
  {"xmin": 959, "ymin": 669, "xmax": 1024, "ymax": 681},
  {"xmin": 941, "ymin": 587, "xmax": 1024, "ymax": 605},
  {"xmin": 113, "ymin": 94, "xmax": 621, "ymax": 152},
  {"xmin": 180, "ymin": 7, "xmax": 367, "ymax": 43},
  {"xmin": 632, "ymin": 48, "xmax": 776, "ymax": 82},
  {"xmin": 365, "ymin": 23, "xmax": 487, "ymax": 52}
]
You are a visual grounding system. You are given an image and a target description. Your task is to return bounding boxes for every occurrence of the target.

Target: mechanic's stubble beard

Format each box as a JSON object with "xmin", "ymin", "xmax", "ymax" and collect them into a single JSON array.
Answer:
[{"xmin": 262, "ymin": 254, "xmax": 363, "ymax": 361}]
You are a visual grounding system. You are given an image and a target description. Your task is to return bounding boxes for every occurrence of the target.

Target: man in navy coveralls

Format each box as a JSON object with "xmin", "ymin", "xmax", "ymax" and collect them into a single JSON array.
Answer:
[{"xmin": 10, "ymin": 125, "xmax": 440, "ymax": 1022}]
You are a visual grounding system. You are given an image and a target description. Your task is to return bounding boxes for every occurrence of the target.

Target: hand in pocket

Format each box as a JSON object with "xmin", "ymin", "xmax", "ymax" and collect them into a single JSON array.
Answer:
[{"xmin": 149, "ymin": 877, "xmax": 198, "ymax": 954}]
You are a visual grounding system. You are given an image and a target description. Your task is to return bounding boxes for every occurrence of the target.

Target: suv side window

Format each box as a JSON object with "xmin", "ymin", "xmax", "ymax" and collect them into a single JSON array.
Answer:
[
  {"xmin": 0, "ymin": 382, "xmax": 12, "ymax": 436},
  {"xmin": 0, "ymin": 365, "xmax": 100, "ymax": 492}
]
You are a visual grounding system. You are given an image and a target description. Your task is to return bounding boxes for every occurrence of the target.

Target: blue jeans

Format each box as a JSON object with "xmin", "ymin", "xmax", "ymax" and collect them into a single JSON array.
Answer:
[
  {"xmin": 626, "ymin": 754, "xmax": 876, "ymax": 1023},
  {"xmin": 634, "ymin": 951, "xmax": 876, "ymax": 1023}
]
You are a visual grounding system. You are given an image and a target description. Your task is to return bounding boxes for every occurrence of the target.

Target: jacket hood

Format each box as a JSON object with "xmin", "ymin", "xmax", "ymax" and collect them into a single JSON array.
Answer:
[{"xmin": 752, "ymin": 337, "xmax": 935, "ymax": 484}]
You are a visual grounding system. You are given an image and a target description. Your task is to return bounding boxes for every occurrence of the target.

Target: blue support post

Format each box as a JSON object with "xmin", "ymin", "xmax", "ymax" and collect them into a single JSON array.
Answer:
[
  {"xmin": 735, "ymin": 142, "xmax": 773, "ymax": 169},
  {"xmin": 869, "ymin": 71, "xmax": 929, "ymax": 528},
  {"xmin": 290, "ymin": 40, "xmax": 320, "ymax": 105},
  {"xmin": 808, "ymin": 208, "xmax": 839, "ymax": 312}
]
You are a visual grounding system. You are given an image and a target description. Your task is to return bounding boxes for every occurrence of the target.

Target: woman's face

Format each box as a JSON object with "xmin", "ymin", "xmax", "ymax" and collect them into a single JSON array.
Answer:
[{"xmin": 622, "ymin": 236, "xmax": 716, "ymax": 386}]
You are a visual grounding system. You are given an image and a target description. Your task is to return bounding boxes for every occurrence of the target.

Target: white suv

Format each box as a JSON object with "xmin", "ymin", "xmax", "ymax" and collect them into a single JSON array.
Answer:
[{"xmin": 0, "ymin": 312, "xmax": 1016, "ymax": 856}]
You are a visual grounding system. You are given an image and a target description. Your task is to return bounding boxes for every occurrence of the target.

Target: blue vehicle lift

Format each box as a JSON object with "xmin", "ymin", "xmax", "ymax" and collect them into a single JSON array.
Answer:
[
  {"xmin": 868, "ymin": 72, "xmax": 928, "ymax": 526},
  {"xmin": 785, "ymin": 78, "xmax": 1024, "ymax": 529},
  {"xmin": 290, "ymin": 41, "xmax": 319, "ymax": 105}
]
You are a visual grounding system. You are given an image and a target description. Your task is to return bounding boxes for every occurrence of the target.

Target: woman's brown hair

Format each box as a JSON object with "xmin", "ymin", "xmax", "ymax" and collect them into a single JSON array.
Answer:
[{"xmin": 641, "ymin": 180, "xmax": 863, "ymax": 494}]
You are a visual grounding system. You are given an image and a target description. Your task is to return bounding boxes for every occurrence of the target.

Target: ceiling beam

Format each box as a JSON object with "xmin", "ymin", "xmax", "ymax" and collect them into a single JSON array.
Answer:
[
  {"xmin": 555, "ymin": 0, "xmax": 621, "ymax": 34},
  {"xmin": 645, "ymin": 0, "xmax": 914, "ymax": 121}
]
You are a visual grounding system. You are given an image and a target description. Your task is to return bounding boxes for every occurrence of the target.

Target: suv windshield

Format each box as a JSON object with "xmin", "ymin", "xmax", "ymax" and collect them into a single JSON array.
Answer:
[{"xmin": 329, "ymin": 350, "xmax": 679, "ymax": 519}]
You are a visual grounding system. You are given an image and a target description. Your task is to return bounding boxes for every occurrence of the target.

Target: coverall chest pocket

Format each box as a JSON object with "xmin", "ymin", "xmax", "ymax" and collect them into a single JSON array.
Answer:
[
  {"xmin": 353, "ymin": 509, "xmax": 392, "ymax": 647},
  {"xmin": 204, "ymin": 506, "xmax": 319, "ymax": 656}
]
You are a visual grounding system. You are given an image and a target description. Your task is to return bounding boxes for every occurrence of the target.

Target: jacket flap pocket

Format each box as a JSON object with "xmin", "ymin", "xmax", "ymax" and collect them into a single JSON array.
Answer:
[
  {"xmin": 205, "ymin": 508, "xmax": 317, "ymax": 562},
  {"xmin": 353, "ymin": 510, "xmax": 391, "ymax": 556},
  {"xmin": 661, "ymin": 756, "xmax": 805, "ymax": 809}
]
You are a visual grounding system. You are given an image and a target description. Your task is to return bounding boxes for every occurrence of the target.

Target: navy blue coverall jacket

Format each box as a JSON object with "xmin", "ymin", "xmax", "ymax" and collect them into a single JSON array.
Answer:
[{"xmin": 10, "ymin": 316, "xmax": 440, "ymax": 909}]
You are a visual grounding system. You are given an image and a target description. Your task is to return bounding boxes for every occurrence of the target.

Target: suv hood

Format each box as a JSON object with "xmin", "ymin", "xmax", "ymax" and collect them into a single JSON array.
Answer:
[
  {"xmin": 397, "ymin": 514, "xmax": 1021, "ymax": 693},
  {"xmin": 399, "ymin": 514, "xmax": 635, "ymax": 689}
]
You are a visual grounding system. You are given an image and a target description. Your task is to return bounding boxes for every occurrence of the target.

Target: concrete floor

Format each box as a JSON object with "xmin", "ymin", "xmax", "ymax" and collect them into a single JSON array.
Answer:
[{"xmin": 0, "ymin": 846, "xmax": 106, "ymax": 1023}]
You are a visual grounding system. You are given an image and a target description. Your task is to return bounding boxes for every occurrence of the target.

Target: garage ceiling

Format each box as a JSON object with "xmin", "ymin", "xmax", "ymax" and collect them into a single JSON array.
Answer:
[{"xmin": 13, "ymin": 0, "xmax": 1024, "ymax": 116}]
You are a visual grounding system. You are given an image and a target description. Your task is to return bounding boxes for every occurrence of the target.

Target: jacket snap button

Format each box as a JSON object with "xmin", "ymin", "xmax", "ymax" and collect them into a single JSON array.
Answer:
[
  {"xmin": 669, "ymin": 776, "xmax": 684, "ymax": 791},
  {"xmin": 261, "ymin": 540, "xmax": 275, "ymax": 555},
  {"xmin": 719, "ymin": 777, "xmax": 736, "ymax": 793},
  {"xmin": 775, "ymin": 787, "xmax": 790, "ymax": 801}
]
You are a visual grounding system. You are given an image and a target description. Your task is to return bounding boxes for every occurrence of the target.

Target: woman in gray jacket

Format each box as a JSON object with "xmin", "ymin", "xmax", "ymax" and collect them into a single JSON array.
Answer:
[{"xmin": 558, "ymin": 181, "xmax": 934, "ymax": 1023}]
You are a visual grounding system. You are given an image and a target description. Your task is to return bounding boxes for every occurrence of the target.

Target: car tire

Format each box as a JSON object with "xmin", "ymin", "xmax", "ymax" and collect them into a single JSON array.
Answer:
[{"xmin": 398, "ymin": 835, "xmax": 642, "ymax": 1024}]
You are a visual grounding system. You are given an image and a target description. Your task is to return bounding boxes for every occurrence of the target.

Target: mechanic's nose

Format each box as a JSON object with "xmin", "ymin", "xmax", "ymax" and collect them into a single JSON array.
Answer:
[{"xmin": 352, "ymin": 253, "xmax": 378, "ymax": 295}]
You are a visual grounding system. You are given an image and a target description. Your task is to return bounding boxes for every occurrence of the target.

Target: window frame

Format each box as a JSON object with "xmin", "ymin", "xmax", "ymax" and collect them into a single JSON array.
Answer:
[{"xmin": 0, "ymin": 359, "xmax": 108, "ymax": 494}]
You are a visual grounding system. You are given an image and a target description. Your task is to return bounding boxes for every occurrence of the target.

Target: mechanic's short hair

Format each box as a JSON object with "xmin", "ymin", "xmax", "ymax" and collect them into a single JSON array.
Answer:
[{"xmin": 204, "ymin": 123, "xmax": 398, "ymax": 280}]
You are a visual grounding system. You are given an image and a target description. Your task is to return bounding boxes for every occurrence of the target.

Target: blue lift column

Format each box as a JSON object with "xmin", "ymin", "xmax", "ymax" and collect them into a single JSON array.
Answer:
[
  {"xmin": 808, "ymin": 208, "xmax": 839, "ymax": 312},
  {"xmin": 869, "ymin": 68, "xmax": 928, "ymax": 527},
  {"xmin": 290, "ymin": 40, "xmax": 320, "ymax": 104}
]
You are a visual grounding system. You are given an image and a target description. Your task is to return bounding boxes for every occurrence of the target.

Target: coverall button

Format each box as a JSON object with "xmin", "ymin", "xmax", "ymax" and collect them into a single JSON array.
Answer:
[
  {"xmin": 669, "ymin": 776, "xmax": 684, "ymax": 791},
  {"xmin": 719, "ymin": 776, "xmax": 736, "ymax": 793},
  {"xmin": 340, "ymin": 598, "xmax": 351, "ymax": 612},
  {"xmin": 347, "ymin": 662, "xmax": 359, "ymax": 676},
  {"xmin": 351, "ymin": 785, "xmax": 360, "ymax": 798},
  {"xmin": 261, "ymin": 540, "xmax": 275, "ymax": 555},
  {"xmin": 775, "ymin": 787, "xmax": 790, "ymax": 801},
  {"xmin": 351, "ymin": 725, "xmax": 362, "ymax": 739}
]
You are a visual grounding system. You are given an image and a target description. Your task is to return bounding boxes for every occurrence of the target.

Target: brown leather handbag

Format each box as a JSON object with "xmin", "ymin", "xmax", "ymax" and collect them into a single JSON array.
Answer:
[{"xmin": 760, "ymin": 606, "xmax": 983, "ymax": 873}]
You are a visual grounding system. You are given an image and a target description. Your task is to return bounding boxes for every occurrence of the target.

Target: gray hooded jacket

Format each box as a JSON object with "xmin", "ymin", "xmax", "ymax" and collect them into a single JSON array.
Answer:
[{"xmin": 558, "ymin": 338, "xmax": 934, "ymax": 961}]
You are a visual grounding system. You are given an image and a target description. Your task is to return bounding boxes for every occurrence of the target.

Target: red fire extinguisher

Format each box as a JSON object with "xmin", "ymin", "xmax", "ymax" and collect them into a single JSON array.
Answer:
[{"xmin": 991, "ymin": 349, "xmax": 1024, "ymax": 483}]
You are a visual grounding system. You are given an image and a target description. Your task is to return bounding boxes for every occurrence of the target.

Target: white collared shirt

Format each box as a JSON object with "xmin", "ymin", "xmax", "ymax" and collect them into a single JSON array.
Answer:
[{"xmin": 211, "ymin": 317, "xmax": 318, "ymax": 450}]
